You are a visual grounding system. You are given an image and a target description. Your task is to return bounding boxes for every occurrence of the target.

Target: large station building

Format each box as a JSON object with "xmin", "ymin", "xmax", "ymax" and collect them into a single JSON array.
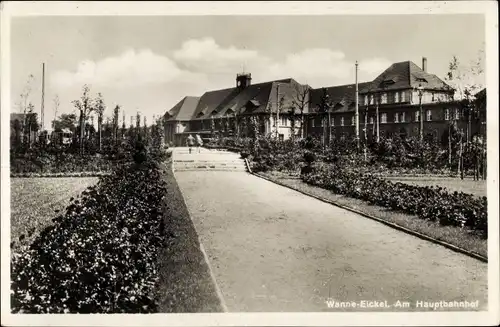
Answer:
[{"xmin": 163, "ymin": 57, "xmax": 485, "ymax": 146}]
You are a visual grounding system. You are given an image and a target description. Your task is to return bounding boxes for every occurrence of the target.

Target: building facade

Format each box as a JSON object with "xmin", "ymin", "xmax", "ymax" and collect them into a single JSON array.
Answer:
[
  {"xmin": 163, "ymin": 73, "xmax": 310, "ymax": 146},
  {"xmin": 163, "ymin": 58, "xmax": 485, "ymax": 146}
]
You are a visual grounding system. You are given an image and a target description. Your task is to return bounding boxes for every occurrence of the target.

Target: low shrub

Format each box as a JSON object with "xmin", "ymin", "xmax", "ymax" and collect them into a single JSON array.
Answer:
[
  {"xmin": 303, "ymin": 164, "xmax": 487, "ymax": 238},
  {"xmin": 11, "ymin": 154, "xmax": 168, "ymax": 313}
]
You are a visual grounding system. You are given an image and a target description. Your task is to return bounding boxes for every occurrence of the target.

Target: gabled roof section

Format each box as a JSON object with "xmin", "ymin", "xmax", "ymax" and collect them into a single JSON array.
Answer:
[
  {"xmin": 191, "ymin": 87, "xmax": 238, "ymax": 120},
  {"xmin": 360, "ymin": 61, "xmax": 453, "ymax": 93},
  {"xmin": 263, "ymin": 79, "xmax": 311, "ymax": 115},
  {"xmin": 224, "ymin": 81, "xmax": 275, "ymax": 116},
  {"xmin": 310, "ymin": 82, "xmax": 372, "ymax": 113},
  {"xmin": 188, "ymin": 78, "xmax": 304, "ymax": 120},
  {"xmin": 165, "ymin": 96, "xmax": 200, "ymax": 121},
  {"xmin": 475, "ymin": 88, "xmax": 486, "ymax": 111}
]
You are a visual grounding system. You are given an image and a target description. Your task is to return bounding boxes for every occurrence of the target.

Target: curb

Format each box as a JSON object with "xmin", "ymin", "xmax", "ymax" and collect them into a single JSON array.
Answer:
[
  {"xmin": 252, "ymin": 172, "xmax": 488, "ymax": 263},
  {"xmin": 171, "ymin": 168, "xmax": 229, "ymax": 313},
  {"xmin": 244, "ymin": 158, "xmax": 252, "ymax": 173}
]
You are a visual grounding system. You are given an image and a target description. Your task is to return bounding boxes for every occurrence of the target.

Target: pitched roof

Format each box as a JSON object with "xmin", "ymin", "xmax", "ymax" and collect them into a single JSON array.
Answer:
[
  {"xmin": 310, "ymin": 82, "xmax": 371, "ymax": 113},
  {"xmin": 264, "ymin": 79, "xmax": 311, "ymax": 115},
  {"xmin": 475, "ymin": 88, "xmax": 486, "ymax": 111},
  {"xmin": 177, "ymin": 78, "xmax": 306, "ymax": 121},
  {"xmin": 165, "ymin": 96, "xmax": 200, "ymax": 121},
  {"xmin": 10, "ymin": 113, "xmax": 27, "ymax": 122},
  {"xmin": 191, "ymin": 88, "xmax": 237, "ymax": 120},
  {"xmin": 476, "ymin": 88, "xmax": 486, "ymax": 99},
  {"xmin": 212, "ymin": 81, "xmax": 274, "ymax": 117},
  {"xmin": 360, "ymin": 61, "xmax": 453, "ymax": 93}
]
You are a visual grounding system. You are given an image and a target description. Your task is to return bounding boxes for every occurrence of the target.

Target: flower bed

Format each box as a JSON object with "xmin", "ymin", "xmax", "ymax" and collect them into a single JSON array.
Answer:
[
  {"xmin": 302, "ymin": 165, "xmax": 487, "ymax": 238},
  {"xmin": 11, "ymin": 159, "xmax": 168, "ymax": 313}
]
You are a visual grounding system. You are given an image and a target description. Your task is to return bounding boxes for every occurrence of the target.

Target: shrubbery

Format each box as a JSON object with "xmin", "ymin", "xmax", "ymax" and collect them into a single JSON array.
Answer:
[
  {"xmin": 249, "ymin": 136, "xmax": 304, "ymax": 173},
  {"xmin": 11, "ymin": 142, "xmax": 169, "ymax": 313},
  {"xmin": 303, "ymin": 164, "xmax": 487, "ymax": 238}
]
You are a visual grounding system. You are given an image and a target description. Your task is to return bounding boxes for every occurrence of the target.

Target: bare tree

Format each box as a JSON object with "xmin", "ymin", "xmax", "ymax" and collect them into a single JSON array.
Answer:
[
  {"xmin": 291, "ymin": 84, "xmax": 311, "ymax": 139},
  {"xmin": 72, "ymin": 85, "xmax": 94, "ymax": 155},
  {"xmin": 25, "ymin": 102, "xmax": 38, "ymax": 146},
  {"xmin": 113, "ymin": 105, "xmax": 120, "ymax": 145},
  {"xmin": 52, "ymin": 95, "xmax": 60, "ymax": 129},
  {"xmin": 318, "ymin": 88, "xmax": 333, "ymax": 147},
  {"xmin": 94, "ymin": 93, "xmax": 106, "ymax": 152},
  {"xmin": 445, "ymin": 47, "xmax": 485, "ymax": 143},
  {"xmin": 18, "ymin": 74, "xmax": 35, "ymax": 145},
  {"xmin": 445, "ymin": 45, "xmax": 485, "ymax": 178}
]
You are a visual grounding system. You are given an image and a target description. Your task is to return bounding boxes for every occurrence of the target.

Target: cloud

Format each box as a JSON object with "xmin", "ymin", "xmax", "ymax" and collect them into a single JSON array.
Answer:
[
  {"xmin": 50, "ymin": 48, "xmax": 200, "ymax": 89},
  {"xmin": 49, "ymin": 38, "xmax": 391, "ymax": 121},
  {"xmin": 52, "ymin": 38, "xmax": 390, "ymax": 91},
  {"xmin": 172, "ymin": 39, "xmax": 389, "ymax": 87},
  {"xmin": 173, "ymin": 37, "xmax": 262, "ymax": 75}
]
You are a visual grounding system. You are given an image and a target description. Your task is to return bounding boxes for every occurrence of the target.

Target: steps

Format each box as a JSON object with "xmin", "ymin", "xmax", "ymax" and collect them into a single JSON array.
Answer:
[{"xmin": 172, "ymin": 147, "xmax": 248, "ymax": 172}]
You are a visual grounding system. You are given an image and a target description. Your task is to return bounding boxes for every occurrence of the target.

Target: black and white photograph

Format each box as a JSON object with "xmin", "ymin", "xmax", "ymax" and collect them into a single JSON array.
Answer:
[{"xmin": 1, "ymin": 1, "xmax": 498, "ymax": 326}]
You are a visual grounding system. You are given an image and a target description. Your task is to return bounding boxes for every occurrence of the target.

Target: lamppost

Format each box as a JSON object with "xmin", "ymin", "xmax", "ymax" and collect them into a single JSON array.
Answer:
[
  {"xmin": 375, "ymin": 93, "xmax": 380, "ymax": 143},
  {"xmin": 276, "ymin": 83, "xmax": 280, "ymax": 139},
  {"xmin": 416, "ymin": 84, "xmax": 424, "ymax": 142}
]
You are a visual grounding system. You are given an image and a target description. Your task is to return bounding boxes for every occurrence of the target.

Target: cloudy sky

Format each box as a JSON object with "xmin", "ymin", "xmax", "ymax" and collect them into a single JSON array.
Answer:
[{"xmin": 11, "ymin": 14, "xmax": 485, "ymax": 127}]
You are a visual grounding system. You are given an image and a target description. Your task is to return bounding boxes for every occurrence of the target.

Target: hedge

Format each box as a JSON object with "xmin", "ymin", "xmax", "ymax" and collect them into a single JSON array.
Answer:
[{"xmin": 302, "ymin": 165, "xmax": 487, "ymax": 238}]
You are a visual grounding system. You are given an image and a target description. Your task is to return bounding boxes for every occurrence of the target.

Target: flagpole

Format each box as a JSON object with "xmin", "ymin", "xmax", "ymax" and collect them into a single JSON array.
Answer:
[
  {"xmin": 41, "ymin": 63, "xmax": 45, "ymax": 132},
  {"xmin": 355, "ymin": 61, "xmax": 359, "ymax": 149}
]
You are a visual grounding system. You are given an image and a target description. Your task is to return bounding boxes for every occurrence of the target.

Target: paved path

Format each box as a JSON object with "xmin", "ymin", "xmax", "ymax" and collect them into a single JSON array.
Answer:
[{"xmin": 174, "ymin": 171, "xmax": 488, "ymax": 312}]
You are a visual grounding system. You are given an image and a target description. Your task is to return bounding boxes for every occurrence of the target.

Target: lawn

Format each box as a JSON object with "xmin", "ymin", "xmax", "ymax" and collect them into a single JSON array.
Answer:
[
  {"xmin": 10, "ymin": 161, "xmax": 223, "ymax": 313},
  {"xmin": 382, "ymin": 176, "xmax": 487, "ymax": 198},
  {"xmin": 10, "ymin": 177, "xmax": 98, "ymax": 253},
  {"xmin": 258, "ymin": 171, "xmax": 487, "ymax": 259}
]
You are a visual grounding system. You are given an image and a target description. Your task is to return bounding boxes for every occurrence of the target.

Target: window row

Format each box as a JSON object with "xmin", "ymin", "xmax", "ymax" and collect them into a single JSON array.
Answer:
[
  {"xmin": 311, "ymin": 108, "xmax": 460, "ymax": 127},
  {"xmin": 363, "ymin": 91, "xmax": 407, "ymax": 105},
  {"xmin": 363, "ymin": 91, "xmax": 451, "ymax": 106}
]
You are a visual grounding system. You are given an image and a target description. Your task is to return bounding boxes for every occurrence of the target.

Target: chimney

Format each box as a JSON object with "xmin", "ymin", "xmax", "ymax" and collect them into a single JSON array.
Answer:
[
  {"xmin": 422, "ymin": 57, "xmax": 427, "ymax": 73},
  {"xmin": 236, "ymin": 73, "xmax": 252, "ymax": 90}
]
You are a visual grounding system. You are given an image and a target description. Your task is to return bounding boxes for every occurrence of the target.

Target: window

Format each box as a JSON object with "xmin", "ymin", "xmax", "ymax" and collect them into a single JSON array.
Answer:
[
  {"xmin": 401, "ymin": 91, "xmax": 406, "ymax": 102},
  {"xmin": 280, "ymin": 116, "xmax": 287, "ymax": 126},
  {"xmin": 394, "ymin": 92, "xmax": 398, "ymax": 103},
  {"xmin": 340, "ymin": 117, "xmax": 345, "ymax": 126},
  {"xmin": 370, "ymin": 94, "xmax": 375, "ymax": 105},
  {"xmin": 381, "ymin": 113, "xmax": 387, "ymax": 124},
  {"xmin": 370, "ymin": 116, "xmax": 374, "ymax": 125},
  {"xmin": 331, "ymin": 117, "xmax": 335, "ymax": 126},
  {"xmin": 444, "ymin": 108, "xmax": 450, "ymax": 121},
  {"xmin": 311, "ymin": 119, "xmax": 315, "ymax": 128},
  {"xmin": 415, "ymin": 111, "xmax": 420, "ymax": 122},
  {"xmin": 394, "ymin": 113, "xmax": 399, "ymax": 123},
  {"xmin": 432, "ymin": 92, "xmax": 436, "ymax": 102},
  {"xmin": 400, "ymin": 112, "xmax": 406, "ymax": 123},
  {"xmin": 351, "ymin": 116, "xmax": 356, "ymax": 126},
  {"xmin": 381, "ymin": 93, "xmax": 388, "ymax": 104},
  {"xmin": 454, "ymin": 108, "xmax": 460, "ymax": 120},
  {"xmin": 426, "ymin": 110, "xmax": 432, "ymax": 121},
  {"xmin": 364, "ymin": 95, "xmax": 368, "ymax": 105}
]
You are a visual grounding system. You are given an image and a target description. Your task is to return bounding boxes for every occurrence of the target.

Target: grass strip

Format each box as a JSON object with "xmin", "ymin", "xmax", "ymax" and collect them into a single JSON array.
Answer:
[{"xmin": 155, "ymin": 159, "xmax": 223, "ymax": 313}]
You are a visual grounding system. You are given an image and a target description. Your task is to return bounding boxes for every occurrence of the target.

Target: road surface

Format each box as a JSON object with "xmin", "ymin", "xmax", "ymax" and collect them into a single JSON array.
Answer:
[{"xmin": 174, "ymin": 171, "xmax": 488, "ymax": 312}]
